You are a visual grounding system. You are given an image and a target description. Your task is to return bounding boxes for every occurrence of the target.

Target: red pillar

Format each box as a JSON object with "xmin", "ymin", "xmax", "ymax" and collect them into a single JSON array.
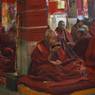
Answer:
[
  {"xmin": 18, "ymin": 0, "xmax": 48, "ymax": 41},
  {"xmin": 76, "ymin": 0, "xmax": 83, "ymax": 16},
  {"xmin": 83, "ymin": 0, "xmax": 88, "ymax": 17}
]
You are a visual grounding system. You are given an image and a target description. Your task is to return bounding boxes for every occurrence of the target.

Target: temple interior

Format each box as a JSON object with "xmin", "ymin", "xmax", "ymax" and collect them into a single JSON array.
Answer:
[{"xmin": 0, "ymin": 0, "xmax": 95, "ymax": 95}]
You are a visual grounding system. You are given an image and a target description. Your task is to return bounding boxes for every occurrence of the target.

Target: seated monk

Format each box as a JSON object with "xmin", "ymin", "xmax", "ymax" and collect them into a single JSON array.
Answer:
[
  {"xmin": 0, "ymin": 31, "xmax": 16, "ymax": 73},
  {"xmin": 18, "ymin": 29, "xmax": 95, "ymax": 95},
  {"xmin": 74, "ymin": 26, "xmax": 95, "ymax": 80},
  {"xmin": 74, "ymin": 25, "xmax": 92, "ymax": 59}
]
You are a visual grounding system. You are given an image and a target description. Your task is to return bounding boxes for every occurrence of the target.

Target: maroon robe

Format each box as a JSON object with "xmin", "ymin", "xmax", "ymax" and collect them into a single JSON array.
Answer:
[{"xmin": 71, "ymin": 24, "xmax": 79, "ymax": 42}]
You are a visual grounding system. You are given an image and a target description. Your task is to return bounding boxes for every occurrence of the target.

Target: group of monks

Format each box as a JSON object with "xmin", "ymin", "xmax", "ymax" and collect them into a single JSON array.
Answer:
[{"xmin": 18, "ymin": 18, "xmax": 95, "ymax": 94}]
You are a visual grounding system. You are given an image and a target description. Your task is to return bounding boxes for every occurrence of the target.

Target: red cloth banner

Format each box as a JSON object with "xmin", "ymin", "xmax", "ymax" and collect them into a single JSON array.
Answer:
[
  {"xmin": 49, "ymin": 1, "xmax": 58, "ymax": 14},
  {"xmin": 2, "ymin": 0, "xmax": 15, "ymax": 3},
  {"xmin": 76, "ymin": 0, "xmax": 83, "ymax": 16},
  {"xmin": 83, "ymin": 0, "xmax": 88, "ymax": 17},
  {"xmin": 49, "ymin": 1, "xmax": 65, "ymax": 14}
]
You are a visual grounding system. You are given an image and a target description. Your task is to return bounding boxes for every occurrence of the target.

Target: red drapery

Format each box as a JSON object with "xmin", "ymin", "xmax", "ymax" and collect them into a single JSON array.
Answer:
[
  {"xmin": 76, "ymin": 0, "xmax": 83, "ymax": 16},
  {"xmin": 2, "ymin": 0, "xmax": 15, "ymax": 3},
  {"xmin": 18, "ymin": 0, "xmax": 48, "ymax": 41},
  {"xmin": 49, "ymin": 1, "xmax": 66, "ymax": 14}
]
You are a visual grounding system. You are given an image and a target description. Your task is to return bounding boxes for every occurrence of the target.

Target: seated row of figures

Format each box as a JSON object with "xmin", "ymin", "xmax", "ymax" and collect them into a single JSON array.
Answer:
[
  {"xmin": 0, "ymin": 16, "xmax": 94, "ymax": 73},
  {"xmin": 18, "ymin": 20, "xmax": 95, "ymax": 94},
  {"xmin": 18, "ymin": 18, "xmax": 95, "ymax": 94}
]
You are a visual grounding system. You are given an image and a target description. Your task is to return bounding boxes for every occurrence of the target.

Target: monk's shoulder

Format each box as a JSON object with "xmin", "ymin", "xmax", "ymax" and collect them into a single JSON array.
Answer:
[{"xmin": 36, "ymin": 40, "xmax": 49, "ymax": 53}]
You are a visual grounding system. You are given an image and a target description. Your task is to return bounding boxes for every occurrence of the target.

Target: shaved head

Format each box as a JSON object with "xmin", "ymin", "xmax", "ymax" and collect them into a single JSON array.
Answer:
[{"xmin": 45, "ymin": 29, "xmax": 58, "ymax": 45}]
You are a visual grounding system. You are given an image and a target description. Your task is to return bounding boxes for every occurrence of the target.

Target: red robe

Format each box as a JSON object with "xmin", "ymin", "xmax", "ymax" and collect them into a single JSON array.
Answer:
[
  {"xmin": 55, "ymin": 27, "xmax": 72, "ymax": 42},
  {"xmin": 74, "ymin": 37, "xmax": 95, "ymax": 80}
]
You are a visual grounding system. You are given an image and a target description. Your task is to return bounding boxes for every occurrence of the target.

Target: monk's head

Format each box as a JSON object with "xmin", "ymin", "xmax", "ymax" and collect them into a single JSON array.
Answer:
[
  {"xmin": 51, "ymin": 42, "xmax": 61, "ymax": 52},
  {"xmin": 77, "ymin": 25, "xmax": 91, "ymax": 40},
  {"xmin": 77, "ymin": 16, "xmax": 84, "ymax": 27},
  {"xmin": 45, "ymin": 29, "xmax": 58, "ymax": 46},
  {"xmin": 58, "ymin": 20, "xmax": 65, "ymax": 29}
]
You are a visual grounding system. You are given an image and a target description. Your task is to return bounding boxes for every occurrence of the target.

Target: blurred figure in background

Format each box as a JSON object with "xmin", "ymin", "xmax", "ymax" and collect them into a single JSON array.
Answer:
[
  {"xmin": 74, "ymin": 25, "xmax": 92, "ymax": 59},
  {"xmin": 55, "ymin": 20, "xmax": 69, "ymax": 43},
  {"xmin": 71, "ymin": 16, "xmax": 85, "ymax": 43},
  {"xmin": 55, "ymin": 20, "xmax": 71, "ymax": 48},
  {"xmin": 76, "ymin": 25, "xmax": 91, "ymax": 43},
  {"xmin": 55, "ymin": 20, "xmax": 77, "ymax": 58}
]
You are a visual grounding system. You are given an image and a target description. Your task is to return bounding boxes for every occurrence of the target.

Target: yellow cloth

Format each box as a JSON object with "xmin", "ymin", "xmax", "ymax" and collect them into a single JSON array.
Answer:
[
  {"xmin": 71, "ymin": 88, "xmax": 95, "ymax": 95},
  {"xmin": 18, "ymin": 84, "xmax": 95, "ymax": 95},
  {"xmin": 18, "ymin": 84, "xmax": 51, "ymax": 95}
]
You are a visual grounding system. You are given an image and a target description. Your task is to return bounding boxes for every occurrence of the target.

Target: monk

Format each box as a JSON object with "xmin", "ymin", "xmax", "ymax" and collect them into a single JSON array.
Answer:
[
  {"xmin": 0, "ymin": 31, "xmax": 16, "ymax": 73},
  {"xmin": 71, "ymin": 16, "xmax": 85, "ymax": 43},
  {"xmin": 74, "ymin": 25, "xmax": 92, "ymax": 59},
  {"xmin": 55, "ymin": 20, "xmax": 69, "ymax": 42},
  {"xmin": 55, "ymin": 20, "xmax": 74, "ymax": 46},
  {"xmin": 73, "ymin": 26, "xmax": 95, "ymax": 81}
]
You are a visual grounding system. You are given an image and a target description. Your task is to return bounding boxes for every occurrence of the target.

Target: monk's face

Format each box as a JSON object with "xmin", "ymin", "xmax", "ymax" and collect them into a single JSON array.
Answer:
[
  {"xmin": 51, "ymin": 45, "xmax": 61, "ymax": 52},
  {"xmin": 58, "ymin": 22, "xmax": 65, "ymax": 29},
  {"xmin": 48, "ymin": 32, "xmax": 58, "ymax": 46}
]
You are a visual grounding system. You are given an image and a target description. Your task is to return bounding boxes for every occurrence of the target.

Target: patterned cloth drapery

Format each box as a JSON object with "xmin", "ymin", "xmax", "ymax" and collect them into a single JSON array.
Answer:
[{"xmin": 2, "ymin": 0, "xmax": 16, "ymax": 32}]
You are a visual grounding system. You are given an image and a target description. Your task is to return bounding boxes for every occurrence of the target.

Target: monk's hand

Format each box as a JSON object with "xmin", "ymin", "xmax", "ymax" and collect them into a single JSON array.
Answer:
[
  {"xmin": 50, "ymin": 60, "xmax": 62, "ymax": 65},
  {"xmin": 55, "ymin": 60, "xmax": 62, "ymax": 65},
  {"xmin": 67, "ymin": 41, "xmax": 75, "ymax": 46},
  {"xmin": 73, "ymin": 58, "xmax": 84, "ymax": 66}
]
